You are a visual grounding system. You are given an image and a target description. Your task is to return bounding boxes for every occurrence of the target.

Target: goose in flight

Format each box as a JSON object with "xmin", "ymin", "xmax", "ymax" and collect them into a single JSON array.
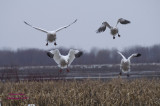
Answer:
[
  {"xmin": 47, "ymin": 49, "xmax": 83, "ymax": 72},
  {"xmin": 24, "ymin": 19, "xmax": 77, "ymax": 46},
  {"xmin": 118, "ymin": 51, "xmax": 141, "ymax": 77},
  {"xmin": 96, "ymin": 18, "xmax": 130, "ymax": 39}
]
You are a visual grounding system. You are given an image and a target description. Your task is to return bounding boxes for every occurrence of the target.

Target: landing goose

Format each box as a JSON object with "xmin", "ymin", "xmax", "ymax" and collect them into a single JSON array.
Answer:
[
  {"xmin": 118, "ymin": 51, "xmax": 141, "ymax": 77},
  {"xmin": 96, "ymin": 18, "xmax": 130, "ymax": 39},
  {"xmin": 47, "ymin": 49, "xmax": 83, "ymax": 72},
  {"xmin": 24, "ymin": 19, "xmax": 77, "ymax": 46}
]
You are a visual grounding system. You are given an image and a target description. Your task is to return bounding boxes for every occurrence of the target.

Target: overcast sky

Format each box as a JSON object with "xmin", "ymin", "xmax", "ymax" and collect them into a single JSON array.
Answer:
[{"xmin": 0, "ymin": 0, "xmax": 160, "ymax": 51}]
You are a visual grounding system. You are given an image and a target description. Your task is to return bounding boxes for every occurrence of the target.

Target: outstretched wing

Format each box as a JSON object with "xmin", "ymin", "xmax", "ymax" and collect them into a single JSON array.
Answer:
[
  {"xmin": 128, "ymin": 53, "xmax": 141, "ymax": 60},
  {"xmin": 96, "ymin": 22, "xmax": 111, "ymax": 33},
  {"xmin": 118, "ymin": 51, "xmax": 127, "ymax": 60},
  {"xmin": 24, "ymin": 21, "xmax": 48, "ymax": 33},
  {"xmin": 68, "ymin": 50, "xmax": 83, "ymax": 66},
  {"xmin": 116, "ymin": 18, "xmax": 130, "ymax": 26},
  {"xmin": 55, "ymin": 19, "xmax": 77, "ymax": 32},
  {"xmin": 47, "ymin": 49, "xmax": 61, "ymax": 65}
]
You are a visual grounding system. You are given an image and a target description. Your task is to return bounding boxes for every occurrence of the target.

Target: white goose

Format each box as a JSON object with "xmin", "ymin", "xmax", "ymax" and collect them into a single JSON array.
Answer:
[
  {"xmin": 24, "ymin": 19, "xmax": 77, "ymax": 46},
  {"xmin": 118, "ymin": 51, "xmax": 141, "ymax": 77},
  {"xmin": 96, "ymin": 18, "xmax": 130, "ymax": 39},
  {"xmin": 47, "ymin": 49, "xmax": 83, "ymax": 72}
]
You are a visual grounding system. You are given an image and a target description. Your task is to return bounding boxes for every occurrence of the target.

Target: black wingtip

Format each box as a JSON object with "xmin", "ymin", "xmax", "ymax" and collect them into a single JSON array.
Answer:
[
  {"xmin": 47, "ymin": 52, "xmax": 54, "ymax": 58},
  {"xmin": 126, "ymin": 20, "xmax": 131, "ymax": 24},
  {"xmin": 24, "ymin": 21, "xmax": 27, "ymax": 24},
  {"xmin": 96, "ymin": 28, "xmax": 106, "ymax": 33},
  {"xmin": 24, "ymin": 21, "xmax": 29, "ymax": 25},
  {"xmin": 75, "ymin": 51, "xmax": 83, "ymax": 58},
  {"xmin": 120, "ymin": 20, "xmax": 131, "ymax": 24},
  {"xmin": 119, "ymin": 18, "xmax": 131, "ymax": 24},
  {"xmin": 136, "ymin": 53, "xmax": 141, "ymax": 57},
  {"xmin": 96, "ymin": 30, "xmax": 100, "ymax": 33}
]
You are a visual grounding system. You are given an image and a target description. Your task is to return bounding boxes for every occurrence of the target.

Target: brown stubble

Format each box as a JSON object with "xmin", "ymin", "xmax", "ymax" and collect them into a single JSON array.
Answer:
[{"xmin": 0, "ymin": 78, "xmax": 160, "ymax": 105}]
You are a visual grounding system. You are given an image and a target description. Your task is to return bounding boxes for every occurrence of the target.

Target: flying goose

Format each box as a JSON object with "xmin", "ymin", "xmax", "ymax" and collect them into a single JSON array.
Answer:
[
  {"xmin": 47, "ymin": 49, "xmax": 83, "ymax": 72},
  {"xmin": 24, "ymin": 19, "xmax": 77, "ymax": 46},
  {"xmin": 96, "ymin": 18, "xmax": 130, "ymax": 39},
  {"xmin": 118, "ymin": 51, "xmax": 141, "ymax": 77}
]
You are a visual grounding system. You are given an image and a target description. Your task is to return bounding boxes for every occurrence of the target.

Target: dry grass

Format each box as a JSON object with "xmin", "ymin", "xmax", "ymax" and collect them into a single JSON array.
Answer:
[{"xmin": 0, "ymin": 78, "xmax": 160, "ymax": 106}]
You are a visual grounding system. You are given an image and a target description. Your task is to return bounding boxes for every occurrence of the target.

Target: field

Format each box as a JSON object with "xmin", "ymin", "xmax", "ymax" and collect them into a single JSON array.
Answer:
[{"xmin": 0, "ymin": 78, "xmax": 160, "ymax": 105}]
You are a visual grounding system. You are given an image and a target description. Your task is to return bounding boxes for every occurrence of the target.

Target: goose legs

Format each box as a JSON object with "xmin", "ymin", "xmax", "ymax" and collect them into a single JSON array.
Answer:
[
  {"xmin": 59, "ymin": 69, "xmax": 62, "ymax": 73},
  {"xmin": 119, "ymin": 72, "xmax": 122, "ymax": 76},
  {"xmin": 46, "ymin": 42, "xmax": 57, "ymax": 46},
  {"xmin": 59, "ymin": 69, "xmax": 70, "ymax": 73},
  {"xmin": 54, "ymin": 42, "xmax": 57, "ymax": 46},
  {"xmin": 46, "ymin": 42, "xmax": 48, "ymax": 46},
  {"xmin": 66, "ymin": 69, "xmax": 70, "ymax": 72}
]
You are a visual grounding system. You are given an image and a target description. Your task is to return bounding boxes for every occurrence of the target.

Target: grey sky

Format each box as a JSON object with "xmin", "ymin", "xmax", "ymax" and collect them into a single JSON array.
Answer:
[{"xmin": 0, "ymin": 0, "xmax": 160, "ymax": 52}]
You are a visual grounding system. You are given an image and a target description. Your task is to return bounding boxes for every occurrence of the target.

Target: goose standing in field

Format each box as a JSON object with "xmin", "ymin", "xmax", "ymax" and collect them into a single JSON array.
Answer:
[
  {"xmin": 118, "ymin": 51, "xmax": 141, "ymax": 77},
  {"xmin": 96, "ymin": 18, "xmax": 130, "ymax": 39},
  {"xmin": 24, "ymin": 19, "xmax": 77, "ymax": 46},
  {"xmin": 47, "ymin": 49, "xmax": 83, "ymax": 72}
]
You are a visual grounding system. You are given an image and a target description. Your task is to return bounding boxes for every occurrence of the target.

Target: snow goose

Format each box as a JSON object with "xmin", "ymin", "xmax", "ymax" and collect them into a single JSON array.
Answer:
[
  {"xmin": 118, "ymin": 51, "xmax": 141, "ymax": 77},
  {"xmin": 24, "ymin": 19, "xmax": 77, "ymax": 46},
  {"xmin": 47, "ymin": 49, "xmax": 83, "ymax": 72},
  {"xmin": 96, "ymin": 18, "xmax": 130, "ymax": 39}
]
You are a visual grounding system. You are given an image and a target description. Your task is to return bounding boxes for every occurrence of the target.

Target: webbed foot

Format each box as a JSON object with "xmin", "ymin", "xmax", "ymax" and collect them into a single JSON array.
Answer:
[
  {"xmin": 54, "ymin": 42, "xmax": 57, "ymax": 46},
  {"xmin": 66, "ymin": 69, "xmax": 70, "ymax": 72},
  {"xmin": 59, "ymin": 70, "xmax": 62, "ymax": 73},
  {"xmin": 119, "ymin": 72, "xmax": 122, "ymax": 76}
]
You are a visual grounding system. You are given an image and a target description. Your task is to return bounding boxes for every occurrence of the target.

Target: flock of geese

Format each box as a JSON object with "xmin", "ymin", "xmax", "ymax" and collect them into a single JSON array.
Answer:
[{"xmin": 24, "ymin": 18, "xmax": 141, "ymax": 77}]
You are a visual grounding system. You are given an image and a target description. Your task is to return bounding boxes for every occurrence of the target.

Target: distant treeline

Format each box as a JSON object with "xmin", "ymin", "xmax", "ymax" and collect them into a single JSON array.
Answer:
[{"xmin": 0, "ymin": 44, "xmax": 160, "ymax": 66}]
